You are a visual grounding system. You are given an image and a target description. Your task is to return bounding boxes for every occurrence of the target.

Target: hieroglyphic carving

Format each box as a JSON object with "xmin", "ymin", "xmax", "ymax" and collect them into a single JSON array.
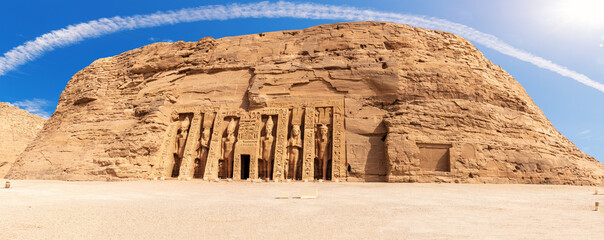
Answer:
[
  {"xmin": 331, "ymin": 103, "xmax": 346, "ymax": 180},
  {"xmin": 302, "ymin": 107, "xmax": 316, "ymax": 181},
  {"xmin": 233, "ymin": 111, "xmax": 260, "ymax": 180},
  {"xmin": 237, "ymin": 112, "xmax": 260, "ymax": 141}
]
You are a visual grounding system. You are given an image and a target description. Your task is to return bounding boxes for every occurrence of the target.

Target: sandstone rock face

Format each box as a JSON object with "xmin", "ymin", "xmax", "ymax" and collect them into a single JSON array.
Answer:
[
  {"xmin": 7, "ymin": 22, "xmax": 604, "ymax": 185},
  {"xmin": 0, "ymin": 102, "xmax": 45, "ymax": 178}
]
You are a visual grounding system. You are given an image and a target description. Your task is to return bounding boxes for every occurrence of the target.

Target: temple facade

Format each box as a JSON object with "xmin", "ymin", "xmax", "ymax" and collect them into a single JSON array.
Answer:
[{"xmin": 155, "ymin": 100, "xmax": 346, "ymax": 181}]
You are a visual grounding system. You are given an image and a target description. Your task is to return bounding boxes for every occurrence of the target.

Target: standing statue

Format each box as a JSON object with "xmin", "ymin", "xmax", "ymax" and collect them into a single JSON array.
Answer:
[
  {"xmin": 172, "ymin": 116, "xmax": 191, "ymax": 177},
  {"xmin": 287, "ymin": 125, "xmax": 302, "ymax": 180},
  {"xmin": 260, "ymin": 116, "xmax": 275, "ymax": 180},
  {"xmin": 221, "ymin": 119, "xmax": 237, "ymax": 179},
  {"xmin": 194, "ymin": 128, "xmax": 211, "ymax": 178},
  {"xmin": 316, "ymin": 124, "xmax": 331, "ymax": 180}
]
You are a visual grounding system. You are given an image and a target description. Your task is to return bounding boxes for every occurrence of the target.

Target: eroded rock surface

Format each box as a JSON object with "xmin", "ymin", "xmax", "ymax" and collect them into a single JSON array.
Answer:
[
  {"xmin": 0, "ymin": 102, "xmax": 45, "ymax": 177},
  {"xmin": 7, "ymin": 22, "xmax": 604, "ymax": 185}
]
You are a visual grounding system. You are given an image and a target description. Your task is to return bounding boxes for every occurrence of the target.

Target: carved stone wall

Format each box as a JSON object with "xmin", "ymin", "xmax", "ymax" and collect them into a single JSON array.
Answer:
[{"xmin": 160, "ymin": 100, "xmax": 345, "ymax": 181}]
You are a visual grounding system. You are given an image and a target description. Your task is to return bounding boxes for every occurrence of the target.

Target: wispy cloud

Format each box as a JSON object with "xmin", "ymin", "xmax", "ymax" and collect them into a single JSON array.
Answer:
[
  {"xmin": 577, "ymin": 129, "xmax": 591, "ymax": 136},
  {"xmin": 0, "ymin": 1, "xmax": 603, "ymax": 93},
  {"xmin": 148, "ymin": 37, "xmax": 174, "ymax": 43},
  {"xmin": 10, "ymin": 99, "xmax": 51, "ymax": 119}
]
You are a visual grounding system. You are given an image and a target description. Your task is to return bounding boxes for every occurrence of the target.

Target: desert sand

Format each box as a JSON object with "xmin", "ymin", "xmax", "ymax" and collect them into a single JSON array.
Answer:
[{"xmin": 1, "ymin": 180, "xmax": 603, "ymax": 239}]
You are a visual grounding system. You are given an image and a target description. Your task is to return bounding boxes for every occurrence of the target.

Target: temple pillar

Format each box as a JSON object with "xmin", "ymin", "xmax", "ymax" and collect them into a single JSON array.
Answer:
[
  {"xmin": 154, "ymin": 114, "xmax": 181, "ymax": 178},
  {"xmin": 331, "ymin": 101, "xmax": 346, "ymax": 180},
  {"xmin": 272, "ymin": 109, "xmax": 290, "ymax": 181},
  {"xmin": 179, "ymin": 112, "xmax": 203, "ymax": 179},
  {"xmin": 302, "ymin": 107, "xmax": 316, "ymax": 181},
  {"xmin": 204, "ymin": 111, "xmax": 225, "ymax": 180}
]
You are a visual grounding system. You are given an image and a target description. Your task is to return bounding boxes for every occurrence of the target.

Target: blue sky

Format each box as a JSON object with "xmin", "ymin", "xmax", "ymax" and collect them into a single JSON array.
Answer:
[{"xmin": 1, "ymin": 0, "xmax": 603, "ymax": 162}]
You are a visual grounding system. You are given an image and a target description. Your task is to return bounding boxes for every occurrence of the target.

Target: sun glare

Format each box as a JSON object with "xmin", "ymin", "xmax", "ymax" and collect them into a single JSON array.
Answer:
[{"xmin": 550, "ymin": 0, "xmax": 604, "ymax": 29}]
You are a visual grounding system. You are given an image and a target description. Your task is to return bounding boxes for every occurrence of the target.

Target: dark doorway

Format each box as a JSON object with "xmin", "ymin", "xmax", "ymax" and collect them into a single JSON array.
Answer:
[
  {"xmin": 241, "ymin": 155, "xmax": 250, "ymax": 180},
  {"xmin": 194, "ymin": 159, "xmax": 203, "ymax": 179},
  {"xmin": 171, "ymin": 155, "xmax": 181, "ymax": 178}
]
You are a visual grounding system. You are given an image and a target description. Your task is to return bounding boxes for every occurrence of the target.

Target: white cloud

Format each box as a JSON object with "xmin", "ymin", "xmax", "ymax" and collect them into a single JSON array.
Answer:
[
  {"xmin": 577, "ymin": 129, "xmax": 591, "ymax": 136},
  {"xmin": 149, "ymin": 37, "xmax": 174, "ymax": 43},
  {"xmin": 0, "ymin": 1, "xmax": 603, "ymax": 94},
  {"xmin": 10, "ymin": 98, "xmax": 52, "ymax": 119}
]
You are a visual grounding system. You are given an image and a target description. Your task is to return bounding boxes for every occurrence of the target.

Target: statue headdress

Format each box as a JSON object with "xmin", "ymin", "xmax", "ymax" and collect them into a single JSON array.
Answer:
[
  {"xmin": 227, "ymin": 118, "xmax": 237, "ymax": 133},
  {"xmin": 266, "ymin": 116, "xmax": 274, "ymax": 130}
]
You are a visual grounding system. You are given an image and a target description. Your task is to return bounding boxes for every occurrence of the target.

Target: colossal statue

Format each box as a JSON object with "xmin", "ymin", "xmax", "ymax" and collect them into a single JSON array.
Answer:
[
  {"xmin": 221, "ymin": 119, "xmax": 237, "ymax": 179},
  {"xmin": 260, "ymin": 116, "xmax": 275, "ymax": 180},
  {"xmin": 172, "ymin": 116, "xmax": 191, "ymax": 177},
  {"xmin": 316, "ymin": 124, "xmax": 331, "ymax": 180},
  {"xmin": 194, "ymin": 128, "xmax": 211, "ymax": 178},
  {"xmin": 287, "ymin": 124, "xmax": 302, "ymax": 179}
]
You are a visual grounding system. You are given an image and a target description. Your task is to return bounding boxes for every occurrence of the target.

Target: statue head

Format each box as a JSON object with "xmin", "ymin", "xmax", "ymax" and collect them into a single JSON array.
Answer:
[
  {"xmin": 180, "ymin": 116, "xmax": 191, "ymax": 131},
  {"xmin": 171, "ymin": 111, "xmax": 179, "ymax": 122},
  {"xmin": 227, "ymin": 118, "xmax": 236, "ymax": 135},
  {"xmin": 319, "ymin": 124, "xmax": 329, "ymax": 140},
  {"xmin": 291, "ymin": 125, "xmax": 300, "ymax": 137},
  {"xmin": 202, "ymin": 128, "xmax": 211, "ymax": 140},
  {"xmin": 265, "ymin": 116, "xmax": 274, "ymax": 134}
]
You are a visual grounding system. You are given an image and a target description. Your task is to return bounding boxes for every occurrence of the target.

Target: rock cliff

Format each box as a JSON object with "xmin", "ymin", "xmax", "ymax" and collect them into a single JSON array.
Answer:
[
  {"xmin": 0, "ymin": 102, "xmax": 45, "ymax": 177},
  {"xmin": 7, "ymin": 22, "xmax": 604, "ymax": 185}
]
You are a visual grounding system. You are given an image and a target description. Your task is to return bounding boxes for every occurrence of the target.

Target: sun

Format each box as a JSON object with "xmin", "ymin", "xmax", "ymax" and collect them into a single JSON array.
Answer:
[{"xmin": 549, "ymin": 0, "xmax": 604, "ymax": 29}]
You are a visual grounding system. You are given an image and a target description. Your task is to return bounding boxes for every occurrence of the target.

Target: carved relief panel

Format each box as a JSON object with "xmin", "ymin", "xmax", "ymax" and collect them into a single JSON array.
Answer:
[
  {"xmin": 301, "ymin": 108, "xmax": 316, "ymax": 181},
  {"xmin": 331, "ymin": 104, "xmax": 346, "ymax": 180},
  {"xmin": 233, "ymin": 112, "xmax": 260, "ymax": 180}
]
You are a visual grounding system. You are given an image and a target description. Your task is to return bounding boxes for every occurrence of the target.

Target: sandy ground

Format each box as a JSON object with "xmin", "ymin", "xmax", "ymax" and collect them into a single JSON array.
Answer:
[{"xmin": 1, "ymin": 180, "xmax": 603, "ymax": 240}]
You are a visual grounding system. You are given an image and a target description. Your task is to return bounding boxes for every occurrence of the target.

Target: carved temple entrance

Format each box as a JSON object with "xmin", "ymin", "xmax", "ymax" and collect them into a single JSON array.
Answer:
[{"xmin": 154, "ymin": 100, "xmax": 346, "ymax": 181}]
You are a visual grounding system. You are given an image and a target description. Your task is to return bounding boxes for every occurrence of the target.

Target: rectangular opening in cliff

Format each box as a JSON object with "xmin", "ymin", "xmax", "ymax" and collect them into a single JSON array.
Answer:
[
  {"xmin": 241, "ymin": 154, "xmax": 250, "ymax": 180},
  {"xmin": 417, "ymin": 143, "xmax": 451, "ymax": 172}
]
